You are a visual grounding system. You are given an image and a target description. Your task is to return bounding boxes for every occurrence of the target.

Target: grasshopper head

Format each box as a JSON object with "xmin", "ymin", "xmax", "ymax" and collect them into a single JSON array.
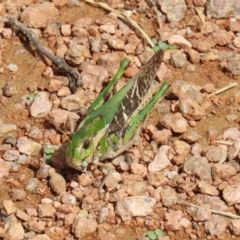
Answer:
[
  {"xmin": 66, "ymin": 130, "xmax": 94, "ymax": 171},
  {"xmin": 66, "ymin": 116, "xmax": 106, "ymax": 170}
]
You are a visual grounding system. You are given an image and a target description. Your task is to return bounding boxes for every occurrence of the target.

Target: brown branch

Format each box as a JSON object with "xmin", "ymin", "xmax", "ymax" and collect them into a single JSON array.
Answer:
[{"xmin": 4, "ymin": 17, "xmax": 82, "ymax": 93}]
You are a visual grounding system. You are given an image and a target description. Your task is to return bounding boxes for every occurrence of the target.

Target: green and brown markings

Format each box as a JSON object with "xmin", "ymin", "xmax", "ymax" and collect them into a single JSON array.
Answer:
[
  {"xmin": 66, "ymin": 49, "xmax": 170, "ymax": 171},
  {"xmin": 108, "ymin": 50, "xmax": 164, "ymax": 133}
]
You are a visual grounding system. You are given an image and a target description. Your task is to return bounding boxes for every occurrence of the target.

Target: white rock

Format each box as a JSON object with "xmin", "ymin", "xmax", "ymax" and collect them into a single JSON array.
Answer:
[
  {"xmin": 228, "ymin": 139, "xmax": 240, "ymax": 160},
  {"xmin": 161, "ymin": 0, "xmax": 186, "ymax": 22},
  {"xmin": 161, "ymin": 112, "xmax": 188, "ymax": 133},
  {"xmin": 98, "ymin": 206, "xmax": 109, "ymax": 223},
  {"xmin": 107, "ymin": 37, "xmax": 125, "ymax": 50},
  {"xmin": 38, "ymin": 204, "xmax": 56, "ymax": 217},
  {"xmin": 72, "ymin": 214, "xmax": 97, "ymax": 238},
  {"xmin": 179, "ymin": 217, "xmax": 191, "ymax": 228},
  {"xmin": 7, "ymin": 63, "xmax": 18, "ymax": 72},
  {"xmin": 48, "ymin": 109, "xmax": 80, "ymax": 128},
  {"xmin": 170, "ymin": 50, "xmax": 187, "ymax": 68},
  {"xmin": 148, "ymin": 145, "xmax": 171, "ymax": 172},
  {"xmin": 116, "ymin": 196, "xmax": 156, "ymax": 221},
  {"xmin": 23, "ymin": 218, "xmax": 45, "ymax": 233},
  {"xmin": 168, "ymin": 34, "xmax": 192, "ymax": 49},
  {"xmin": 4, "ymin": 223, "xmax": 24, "ymax": 240},
  {"xmin": 30, "ymin": 92, "xmax": 53, "ymax": 118},
  {"xmin": 49, "ymin": 173, "xmax": 66, "ymax": 195},
  {"xmin": 229, "ymin": 219, "xmax": 240, "ymax": 236},
  {"xmin": 61, "ymin": 94, "xmax": 83, "ymax": 111},
  {"xmin": 104, "ymin": 171, "xmax": 122, "ymax": 191},
  {"xmin": 61, "ymin": 24, "xmax": 71, "ymax": 36},
  {"xmin": 0, "ymin": 159, "xmax": 10, "ymax": 177},
  {"xmin": 2, "ymin": 150, "xmax": 20, "ymax": 161},
  {"xmin": 0, "ymin": 122, "xmax": 17, "ymax": 137},
  {"xmin": 223, "ymin": 185, "xmax": 240, "ymax": 206},
  {"xmin": 222, "ymin": 127, "xmax": 240, "ymax": 141},
  {"xmin": 17, "ymin": 137, "xmax": 42, "ymax": 156},
  {"xmin": 2, "ymin": 199, "xmax": 17, "ymax": 215},
  {"xmin": 20, "ymin": 2, "xmax": 59, "ymax": 28}
]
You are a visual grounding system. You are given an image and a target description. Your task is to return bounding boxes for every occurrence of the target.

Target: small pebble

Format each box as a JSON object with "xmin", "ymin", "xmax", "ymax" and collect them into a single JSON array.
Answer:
[
  {"xmin": 4, "ymin": 223, "xmax": 24, "ymax": 240},
  {"xmin": 41, "ymin": 198, "xmax": 53, "ymax": 204},
  {"xmin": 2, "ymin": 150, "xmax": 19, "ymax": 161},
  {"xmin": 9, "ymin": 163, "xmax": 20, "ymax": 172},
  {"xmin": 49, "ymin": 173, "xmax": 66, "ymax": 195},
  {"xmin": 7, "ymin": 63, "xmax": 18, "ymax": 72},
  {"xmin": 2, "ymin": 199, "xmax": 17, "ymax": 215},
  {"xmin": 16, "ymin": 209, "xmax": 31, "ymax": 221},
  {"xmin": 38, "ymin": 203, "xmax": 56, "ymax": 217},
  {"xmin": 9, "ymin": 188, "xmax": 26, "ymax": 201},
  {"xmin": 17, "ymin": 155, "xmax": 27, "ymax": 164},
  {"xmin": 25, "ymin": 178, "xmax": 41, "ymax": 193},
  {"xmin": 3, "ymin": 135, "xmax": 17, "ymax": 147},
  {"xmin": 226, "ymin": 114, "xmax": 238, "ymax": 123},
  {"xmin": 61, "ymin": 193, "xmax": 77, "ymax": 205},
  {"xmin": 36, "ymin": 165, "xmax": 50, "ymax": 180},
  {"xmin": 2, "ymin": 82, "xmax": 17, "ymax": 97}
]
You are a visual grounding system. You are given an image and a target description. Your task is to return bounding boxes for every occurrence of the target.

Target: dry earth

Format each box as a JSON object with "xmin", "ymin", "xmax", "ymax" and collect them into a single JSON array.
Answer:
[{"xmin": 0, "ymin": 0, "xmax": 240, "ymax": 240}]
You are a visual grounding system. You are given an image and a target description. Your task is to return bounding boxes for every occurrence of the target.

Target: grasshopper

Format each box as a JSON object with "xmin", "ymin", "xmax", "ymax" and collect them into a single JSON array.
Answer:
[{"xmin": 66, "ymin": 49, "xmax": 170, "ymax": 171}]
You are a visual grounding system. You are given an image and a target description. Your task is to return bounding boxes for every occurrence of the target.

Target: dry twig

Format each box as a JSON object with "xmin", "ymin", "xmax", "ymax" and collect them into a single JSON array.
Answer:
[
  {"xmin": 195, "ymin": 7, "xmax": 205, "ymax": 23},
  {"xmin": 215, "ymin": 140, "xmax": 234, "ymax": 146},
  {"xmin": 4, "ymin": 18, "xmax": 82, "ymax": 93},
  {"xmin": 177, "ymin": 199, "xmax": 240, "ymax": 219},
  {"xmin": 207, "ymin": 82, "xmax": 238, "ymax": 98},
  {"xmin": 149, "ymin": 0, "xmax": 162, "ymax": 28}
]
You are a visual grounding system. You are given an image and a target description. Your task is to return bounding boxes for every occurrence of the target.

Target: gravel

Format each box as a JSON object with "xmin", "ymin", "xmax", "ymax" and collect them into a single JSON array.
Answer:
[{"xmin": 0, "ymin": 0, "xmax": 240, "ymax": 239}]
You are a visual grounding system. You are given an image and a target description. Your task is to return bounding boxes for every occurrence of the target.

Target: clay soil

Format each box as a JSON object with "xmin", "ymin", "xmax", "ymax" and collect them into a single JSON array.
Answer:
[{"xmin": 1, "ymin": 1, "xmax": 240, "ymax": 240}]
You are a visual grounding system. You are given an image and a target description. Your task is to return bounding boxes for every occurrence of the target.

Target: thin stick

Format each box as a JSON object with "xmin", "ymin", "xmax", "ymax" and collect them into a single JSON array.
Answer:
[
  {"xmin": 195, "ymin": 7, "xmax": 205, "ymax": 23},
  {"xmin": 177, "ymin": 199, "xmax": 240, "ymax": 219},
  {"xmin": 149, "ymin": 0, "xmax": 162, "ymax": 28},
  {"xmin": 215, "ymin": 140, "xmax": 234, "ymax": 146},
  {"xmin": 4, "ymin": 18, "xmax": 82, "ymax": 93},
  {"xmin": 82, "ymin": 0, "xmax": 154, "ymax": 48},
  {"xmin": 207, "ymin": 82, "xmax": 238, "ymax": 98}
]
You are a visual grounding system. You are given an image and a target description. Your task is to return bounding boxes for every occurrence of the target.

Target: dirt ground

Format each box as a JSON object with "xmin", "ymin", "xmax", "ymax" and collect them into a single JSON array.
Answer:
[
  {"xmin": 2, "ymin": 3, "xmax": 238, "ymax": 147},
  {"xmin": 1, "ymin": 0, "xmax": 240, "ymax": 240}
]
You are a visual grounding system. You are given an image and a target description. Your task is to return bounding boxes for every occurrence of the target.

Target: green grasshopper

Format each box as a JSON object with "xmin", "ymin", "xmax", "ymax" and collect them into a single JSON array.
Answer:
[{"xmin": 66, "ymin": 50, "xmax": 170, "ymax": 171}]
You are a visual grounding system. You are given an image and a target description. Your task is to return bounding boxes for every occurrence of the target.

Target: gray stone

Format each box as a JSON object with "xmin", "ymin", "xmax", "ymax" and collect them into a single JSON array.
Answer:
[
  {"xmin": 116, "ymin": 196, "xmax": 156, "ymax": 221},
  {"xmin": 38, "ymin": 204, "xmax": 56, "ymax": 218},
  {"xmin": 160, "ymin": 0, "xmax": 186, "ymax": 21},
  {"xmin": 16, "ymin": 137, "xmax": 41, "ymax": 156},
  {"xmin": 72, "ymin": 214, "xmax": 97, "ymax": 238},
  {"xmin": 4, "ymin": 223, "xmax": 24, "ymax": 240},
  {"xmin": 49, "ymin": 173, "xmax": 66, "ymax": 195}
]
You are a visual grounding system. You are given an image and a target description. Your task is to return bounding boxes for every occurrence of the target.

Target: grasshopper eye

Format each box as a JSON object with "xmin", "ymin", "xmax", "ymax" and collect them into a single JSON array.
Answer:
[{"xmin": 83, "ymin": 140, "xmax": 90, "ymax": 149}]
